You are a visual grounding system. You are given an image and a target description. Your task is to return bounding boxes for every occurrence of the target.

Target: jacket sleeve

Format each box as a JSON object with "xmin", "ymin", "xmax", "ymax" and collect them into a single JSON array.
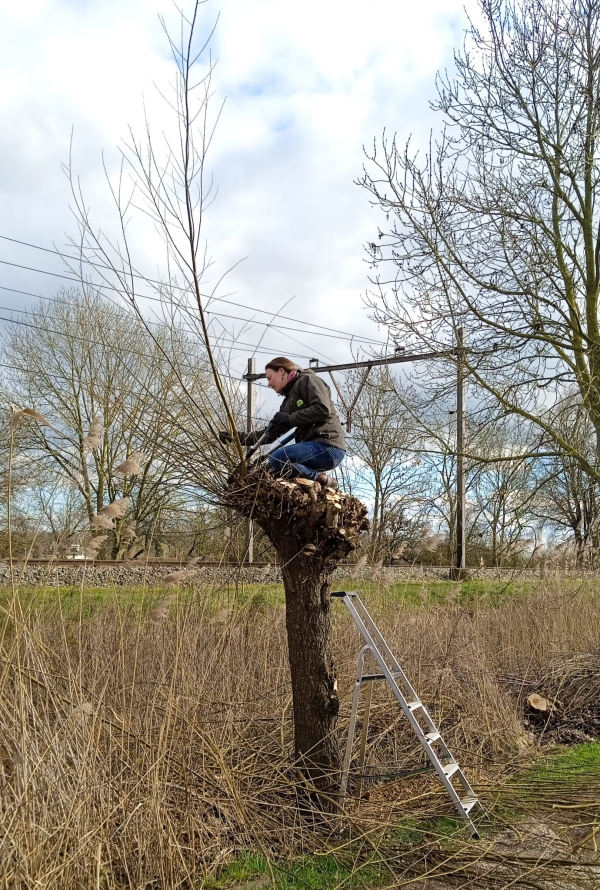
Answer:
[{"xmin": 288, "ymin": 375, "xmax": 331, "ymax": 427}]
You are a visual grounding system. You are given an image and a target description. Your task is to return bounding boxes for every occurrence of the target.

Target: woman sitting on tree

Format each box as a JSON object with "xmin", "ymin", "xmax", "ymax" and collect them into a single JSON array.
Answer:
[{"xmin": 221, "ymin": 356, "xmax": 346, "ymax": 489}]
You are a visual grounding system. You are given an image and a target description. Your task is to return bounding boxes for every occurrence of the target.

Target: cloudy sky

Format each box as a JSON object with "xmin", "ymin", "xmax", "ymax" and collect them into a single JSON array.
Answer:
[{"xmin": 0, "ymin": 0, "xmax": 480, "ymax": 414}]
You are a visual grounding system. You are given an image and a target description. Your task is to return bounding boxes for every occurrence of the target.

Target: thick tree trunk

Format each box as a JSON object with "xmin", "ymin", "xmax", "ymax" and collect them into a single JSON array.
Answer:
[
  {"xmin": 227, "ymin": 467, "xmax": 368, "ymax": 797},
  {"xmin": 281, "ymin": 560, "xmax": 339, "ymax": 787}
]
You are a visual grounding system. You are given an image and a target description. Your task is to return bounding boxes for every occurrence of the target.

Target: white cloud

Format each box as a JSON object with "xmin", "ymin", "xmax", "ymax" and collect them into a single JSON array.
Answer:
[{"xmin": 0, "ymin": 0, "xmax": 481, "ymax": 419}]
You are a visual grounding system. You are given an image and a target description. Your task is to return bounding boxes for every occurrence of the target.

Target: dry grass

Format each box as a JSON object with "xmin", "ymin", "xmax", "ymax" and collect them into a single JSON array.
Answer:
[{"xmin": 0, "ymin": 577, "xmax": 599, "ymax": 888}]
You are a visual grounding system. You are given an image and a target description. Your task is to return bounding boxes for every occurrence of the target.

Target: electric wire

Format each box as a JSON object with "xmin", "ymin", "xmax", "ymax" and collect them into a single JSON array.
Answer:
[
  {"xmin": 0, "ymin": 317, "xmax": 269, "ymax": 388},
  {"xmin": 1, "ymin": 232, "xmax": 387, "ymax": 343},
  {"xmin": 0, "ymin": 280, "xmax": 337, "ymax": 365},
  {"xmin": 0, "ymin": 234, "xmax": 387, "ymax": 344},
  {"xmin": 0, "ymin": 256, "xmax": 372, "ymax": 344},
  {"xmin": 0, "ymin": 262, "xmax": 395, "ymax": 406},
  {"xmin": 0, "ymin": 301, "xmax": 319, "ymax": 364},
  {"xmin": 0, "ymin": 358, "xmax": 266, "ymax": 389},
  {"xmin": 0, "ymin": 284, "xmax": 41, "ymax": 299}
]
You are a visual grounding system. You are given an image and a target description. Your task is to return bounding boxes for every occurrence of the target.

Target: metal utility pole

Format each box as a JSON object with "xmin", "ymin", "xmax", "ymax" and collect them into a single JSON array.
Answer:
[
  {"xmin": 247, "ymin": 357, "xmax": 256, "ymax": 564},
  {"xmin": 456, "ymin": 328, "xmax": 466, "ymax": 572}
]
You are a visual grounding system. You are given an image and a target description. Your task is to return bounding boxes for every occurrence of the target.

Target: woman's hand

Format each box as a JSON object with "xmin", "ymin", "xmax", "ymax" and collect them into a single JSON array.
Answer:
[{"xmin": 269, "ymin": 411, "xmax": 292, "ymax": 437}]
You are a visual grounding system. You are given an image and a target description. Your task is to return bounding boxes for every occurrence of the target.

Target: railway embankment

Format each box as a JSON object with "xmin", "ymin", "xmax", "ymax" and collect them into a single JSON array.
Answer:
[{"xmin": 0, "ymin": 560, "xmax": 598, "ymax": 587}]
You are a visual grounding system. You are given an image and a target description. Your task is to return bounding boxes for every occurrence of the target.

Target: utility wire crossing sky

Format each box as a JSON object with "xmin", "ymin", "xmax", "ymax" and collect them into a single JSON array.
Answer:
[{"xmin": 0, "ymin": 0, "xmax": 480, "ymax": 413}]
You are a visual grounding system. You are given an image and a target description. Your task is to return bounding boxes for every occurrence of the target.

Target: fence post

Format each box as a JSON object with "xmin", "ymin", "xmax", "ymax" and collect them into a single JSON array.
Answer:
[{"xmin": 247, "ymin": 357, "xmax": 256, "ymax": 563}]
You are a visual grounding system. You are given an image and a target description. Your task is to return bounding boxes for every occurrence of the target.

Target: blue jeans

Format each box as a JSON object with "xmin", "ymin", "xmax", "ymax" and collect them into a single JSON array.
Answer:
[{"xmin": 268, "ymin": 441, "xmax": 345, "ymax": 481}]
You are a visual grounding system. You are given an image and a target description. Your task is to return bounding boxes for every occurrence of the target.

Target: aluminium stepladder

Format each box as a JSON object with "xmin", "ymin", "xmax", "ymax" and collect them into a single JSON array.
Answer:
[{"xmin": 332, "ymin": 591, "xmax": 485, "ymax": 838}]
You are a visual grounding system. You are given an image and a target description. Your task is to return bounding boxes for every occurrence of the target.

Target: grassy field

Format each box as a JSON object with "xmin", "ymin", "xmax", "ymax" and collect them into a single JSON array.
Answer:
[
  {"xmin": 1, "ymin": 574, "xmax": 599, "ymax": 888},
  {"xmin": 1, "ymin": 573, "xmax": 544, "ymax": 615}
]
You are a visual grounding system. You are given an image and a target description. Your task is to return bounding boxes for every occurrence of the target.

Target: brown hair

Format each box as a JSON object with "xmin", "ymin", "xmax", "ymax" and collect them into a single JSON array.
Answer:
[{"xmin": 265, "ymin": 356, "xmax": 296, "ymax": 373}]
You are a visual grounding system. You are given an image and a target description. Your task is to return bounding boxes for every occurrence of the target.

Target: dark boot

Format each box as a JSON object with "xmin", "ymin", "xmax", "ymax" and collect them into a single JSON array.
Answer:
[{"xmin": 316, "ymin": 473, "xmax": 338, "ymax": 490}]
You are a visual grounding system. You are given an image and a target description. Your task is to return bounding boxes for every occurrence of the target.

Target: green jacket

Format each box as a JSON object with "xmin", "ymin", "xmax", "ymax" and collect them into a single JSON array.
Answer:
[{"xmin": 247, "ymin": 370, "xmax": 346, "ymax": 449}]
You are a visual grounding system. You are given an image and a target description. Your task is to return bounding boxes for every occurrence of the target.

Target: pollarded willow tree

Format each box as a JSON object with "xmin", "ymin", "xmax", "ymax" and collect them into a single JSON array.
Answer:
[
  {"xmin": 61, "ymin": 1, "xmax": 368, "ymax": 793},
  {"xmin": 360, "ymin": 0, "xmax": 600, "ymax": 484}
]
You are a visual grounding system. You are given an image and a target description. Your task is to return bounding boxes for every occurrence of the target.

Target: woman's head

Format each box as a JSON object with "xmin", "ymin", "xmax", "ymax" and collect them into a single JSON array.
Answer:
[{"xmin": 265, "ymin": 356, "xmax": 297, "ymax": 393}]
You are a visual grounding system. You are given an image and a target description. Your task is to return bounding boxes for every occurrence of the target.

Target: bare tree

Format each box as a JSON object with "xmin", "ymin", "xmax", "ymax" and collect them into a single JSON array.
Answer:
[
  {"xmin": 1, "ymin": 290, "xmax": 212, "ymax": 556},
  {"xmin": 360, "ymin": 0, "xmax": 600, "ymax": 484},
  {"xmin": 60, "ymin": 3, "xmax": 368, "ymax": 793},
  {"xmin": 340, "ymin": 367, "xmax": 427, "ymax": 561},
  {"xmin": 532, "ymin": 397, "xmax": 600, "ymax": 564},
  {"xmin": 468, "ymin": 421, "xmax": 538, "ymax": 566},
  {"xmin": 413, "ymin": 433, "xmax": 462, "ymax": 565},
  {"xmin": 0, "ymin": 414, "xmax": 44, "ymax": 557}
]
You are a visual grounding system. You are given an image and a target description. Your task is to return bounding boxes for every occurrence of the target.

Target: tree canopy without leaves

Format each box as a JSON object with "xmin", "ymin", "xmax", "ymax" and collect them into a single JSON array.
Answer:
[
  {"xmin": 340, "ymin": 367, "xmax": 428, "ymax": 561},
  {"xmin": 361, "ymin": 0, "xmax": 600, "ymax": 482},
  {"xmin": 1, "ymin": 290, "xmax": 216, "ymax": 555},
  {"xmin": 53, "ymin": 1, "xmax": 369, "ymax": 794},
  {"xmin": 531, "ymin": 394, "xmax": 600, "ymax": 562}
]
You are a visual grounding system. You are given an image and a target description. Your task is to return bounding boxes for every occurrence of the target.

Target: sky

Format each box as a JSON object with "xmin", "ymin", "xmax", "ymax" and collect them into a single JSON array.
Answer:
[{"xmin": 0, "ymin": 0, "xmax": 480, "ymax": 417}]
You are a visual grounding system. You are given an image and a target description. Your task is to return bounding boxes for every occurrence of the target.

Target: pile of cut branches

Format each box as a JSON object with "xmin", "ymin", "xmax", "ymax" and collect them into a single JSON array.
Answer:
[{"xmin": 500, "ymin": 654, "xmax": 600, "ymax": 744}]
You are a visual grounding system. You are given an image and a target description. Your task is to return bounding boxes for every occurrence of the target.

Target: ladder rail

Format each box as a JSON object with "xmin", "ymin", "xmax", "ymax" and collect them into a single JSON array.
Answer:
[
  {"xmin": 342, "ymin": 599, "xmax": 437, "ymax": 734},
  {"xmin": 355, "ymin": 649, "xmax": 374, "ymax": 800},
  {"xmin": 344, "ymin": 596, "xmax": 421, "ymax": 702},
  {"xmin": 339, "ymin": 646, "xmax": 368, "ymax": 804},
  {"xmin": 333, "ymin": 590, "xmax": 484, "ymax": 838}
]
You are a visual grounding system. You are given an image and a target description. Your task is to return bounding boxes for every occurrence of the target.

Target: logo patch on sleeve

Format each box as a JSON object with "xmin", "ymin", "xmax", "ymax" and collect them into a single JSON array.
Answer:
[{"xmin": 296, "ymin": 399, "xmax": 304, "ymax": 407}]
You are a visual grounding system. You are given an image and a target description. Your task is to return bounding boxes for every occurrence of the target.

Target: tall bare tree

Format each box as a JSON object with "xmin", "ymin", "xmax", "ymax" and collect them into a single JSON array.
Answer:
[
  {"xmin": 468, "ymin": 421, "xmax": 538, "ymax": 566},
  {"xmin": 60, "ymin": 3, "xmax": 367, "ymax": 792},
  {"xmin": 360, "ymin": 0, "xmax": 600, "ymax": 484},
  {"xmin": 340, "ymin": 367, "xmax": 426, "ymax": 561},
  {"xmin": 532, "ymin": 396, "xmax": 600, "ymax": 564},
  {"xmin": 1, "ymin": 290, "xmax": 212, "ymax": 556}
]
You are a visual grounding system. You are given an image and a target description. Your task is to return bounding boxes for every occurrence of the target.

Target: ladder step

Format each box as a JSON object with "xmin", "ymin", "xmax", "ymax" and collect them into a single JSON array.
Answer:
[
  {"xmin": 361, "ymin": 670, "xmax": 402, "ymax": 682},
  {"xmin": 460, "ymin": 797, "xmax": 479, "ymax": 814},
  {"xmin": 336, "ymin": 590, "xmax": 480, "ymax": 839}
]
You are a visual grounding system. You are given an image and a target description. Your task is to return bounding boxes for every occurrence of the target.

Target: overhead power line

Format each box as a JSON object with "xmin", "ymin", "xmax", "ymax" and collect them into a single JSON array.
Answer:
[
  {"xmin": 0, "ymin": 314, "xmax": 269, "ymax": 388},
  {"xmin": 0, "ymin": 282, "xmax": 336, "ymax": 364},
  {"xmin": 0, "ymin": 255, "xmax": 375, "ymax": 345},
  {"xmin": 0, "ymin": 284, "xmax": 42, "ymax": 299},
  {"xmin": 0, "ymin": 301, "xmax": 322, "ymax": 364},
  {"xmin": 0, "ymin": 234, "xmax": 387, "ymax": 345},
  {"xmin": 0, "ymin": 356, "xmax": 266, "ymax": 389}
]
